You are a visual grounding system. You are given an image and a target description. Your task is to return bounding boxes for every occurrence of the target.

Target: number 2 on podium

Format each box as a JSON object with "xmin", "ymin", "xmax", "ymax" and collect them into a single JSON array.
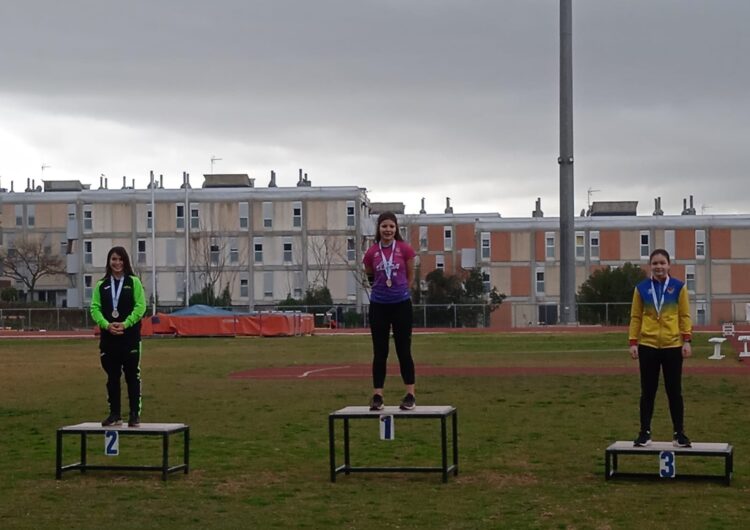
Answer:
[{"xmin": 105, "ymin": 430, "xmax": 120, "ymax": 456}]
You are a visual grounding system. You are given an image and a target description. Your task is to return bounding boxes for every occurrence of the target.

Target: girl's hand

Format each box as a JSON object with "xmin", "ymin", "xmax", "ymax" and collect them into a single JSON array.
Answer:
[
  {"xmin": 629, "ymin": 345, "xmax": 639, "ymax": 360},
  {"xmin": 682, "ymin": 342, "xmax": 692, "ymax": 358}
]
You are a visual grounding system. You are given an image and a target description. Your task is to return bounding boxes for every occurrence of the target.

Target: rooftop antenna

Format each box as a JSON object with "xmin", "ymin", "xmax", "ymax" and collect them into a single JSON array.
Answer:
[
  {"xmin": 210, "ymin": 156, "xmax": 222, "ymax": 174},
  {"xmin": 41, "ymin": 164, "xmax": 51, "ymax": 179},
  {"xmin": 587, "ymin": 187, "xmax": 600, "ymax": 210},
  {"xmin": 701, "ymin": 204, "xmax": 710, "ymax": 215}
]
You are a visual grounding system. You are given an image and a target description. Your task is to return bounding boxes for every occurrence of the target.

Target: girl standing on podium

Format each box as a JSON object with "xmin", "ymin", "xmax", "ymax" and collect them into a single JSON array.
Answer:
[
  {"xmin": 90, "ymin": 246, "xmax": 147, "ymax": 428},
  {"xmin": 629, "ymin": 248, "xmax": 692, "ymax": 448},
  {"xmin": 363, "ymin": 212, "xmax": 417, "ymax": 411}
]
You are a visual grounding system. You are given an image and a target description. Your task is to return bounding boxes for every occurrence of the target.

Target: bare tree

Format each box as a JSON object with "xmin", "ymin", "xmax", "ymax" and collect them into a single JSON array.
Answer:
[
  {"xmin": 307, "ymin": 235, "xmax": 345, "ymax": 288},
  {"xmin": 189, "ymin": 227, "xmax": 243, "ymax": 304},
  {"xmin": 0, "ymin": 235, "xmax": 65, "ymax": 300}
]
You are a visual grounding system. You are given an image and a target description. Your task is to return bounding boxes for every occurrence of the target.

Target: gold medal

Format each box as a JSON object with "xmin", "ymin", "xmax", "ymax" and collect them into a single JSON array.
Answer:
[{"xmin": 386, "ymin": 279, "xmax": 392, "ymax": 288}]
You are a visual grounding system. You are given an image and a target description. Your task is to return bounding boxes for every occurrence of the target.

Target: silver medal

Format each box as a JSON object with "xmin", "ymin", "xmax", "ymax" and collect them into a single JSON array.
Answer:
[
  {"xmin": 386, "ymin": 279, "xmax": 392, "ymax": 288},
  {"xmin": 111, "ymin": 309, "xmax": 119, "ymax": 318}
]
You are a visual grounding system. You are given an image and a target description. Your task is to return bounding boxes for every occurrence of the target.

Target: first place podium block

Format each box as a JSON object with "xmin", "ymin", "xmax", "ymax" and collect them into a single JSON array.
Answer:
[
  {"xmin": 605, "ymin": 441, "xmax": 733, "ymax": 485},
  {"xmin": 328, "ymin": 406, "xmax": 458, "ymax": 483},
  {"xmin": 56, "ymin": 422, "xmax": 190, "ymax": 481}
]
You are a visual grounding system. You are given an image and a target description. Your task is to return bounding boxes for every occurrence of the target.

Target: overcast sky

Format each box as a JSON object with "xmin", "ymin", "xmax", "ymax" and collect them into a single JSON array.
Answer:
[{"xmin": 1, "ymin": 1, "xmax": 748, "ymax": 217}]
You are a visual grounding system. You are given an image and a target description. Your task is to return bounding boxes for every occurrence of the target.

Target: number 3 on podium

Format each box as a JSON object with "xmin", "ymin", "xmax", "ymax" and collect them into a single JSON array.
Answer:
[{"xmin": 659, "ymin": 451, "xmax": 675, "ymax": 478}]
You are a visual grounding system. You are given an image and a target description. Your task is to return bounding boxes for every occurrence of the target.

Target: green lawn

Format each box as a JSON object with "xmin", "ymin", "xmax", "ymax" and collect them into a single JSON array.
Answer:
[{"xmin": 1, "ymin": 333, "xmax": 749, "ymax": 529}]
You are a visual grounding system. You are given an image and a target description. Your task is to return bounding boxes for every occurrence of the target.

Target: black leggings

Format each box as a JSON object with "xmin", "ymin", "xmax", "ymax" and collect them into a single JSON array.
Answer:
[
  {"xmin": 100, "ymin": 346, "xmax": 142, "ymax": 416},
  {"xmin": 369, "ymin": 300, "xmax": 415, "ymax": 388},
  {"xmin": 638, "ymin": 345, "xmax": 684, "ymax": 433}
]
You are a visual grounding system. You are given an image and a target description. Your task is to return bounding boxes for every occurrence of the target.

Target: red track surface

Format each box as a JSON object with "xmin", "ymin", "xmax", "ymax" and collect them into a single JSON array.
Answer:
[{"xmin": 230, "ymin": 362, "xmax": 750, "ymax": 380}]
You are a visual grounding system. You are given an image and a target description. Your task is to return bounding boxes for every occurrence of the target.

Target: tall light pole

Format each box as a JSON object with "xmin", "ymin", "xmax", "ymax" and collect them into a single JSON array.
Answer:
[
  {"xmin": 150, "ymin": 170, "xmax": 157, "ymax": 316},
  {"xmin": 559, "ymin": 0, "xmax": 577, "ymax": 324}
]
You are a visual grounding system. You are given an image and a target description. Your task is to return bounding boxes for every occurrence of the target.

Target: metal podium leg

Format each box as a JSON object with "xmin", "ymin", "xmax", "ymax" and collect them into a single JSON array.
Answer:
[
  {"xmin": 184, "ymin": 428, "xmax": 190, "ymax": 474},
  {"xmin": 56, "ymin": 431, "xmax": 63, "ymax": 479},
  {"xmin": 80, "ymin": 433, "xmax": 87, "ymax": 474},
  {"xmin": 441, "ymin": 417, "xmax": 448, "ymax": 483},
  {"xmin": 344, "ymin": 418, "xmax": 351, "ymax": 475},
  {"xmin": 162, "ymin": 434, "xmax": 170, "ymax": 481},
  {"xmin": 329, "ymin": 416, "xmax": 336, "ymax": 482},
  {"xmin": 452, "ymin": 410, "xmax": 458, "ymax": 476}
]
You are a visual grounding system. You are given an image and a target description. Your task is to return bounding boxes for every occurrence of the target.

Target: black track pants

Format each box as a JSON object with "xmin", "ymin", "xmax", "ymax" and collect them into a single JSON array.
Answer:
[{"xmin": 369, "ymin": 300, "xmax": 415, "ymax": 388}]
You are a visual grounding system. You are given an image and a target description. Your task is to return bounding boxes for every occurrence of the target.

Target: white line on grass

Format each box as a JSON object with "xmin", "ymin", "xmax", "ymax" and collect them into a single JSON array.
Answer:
[{"xmin": 298, "ymin": 365, "xmax": 352, "ymax": 378}]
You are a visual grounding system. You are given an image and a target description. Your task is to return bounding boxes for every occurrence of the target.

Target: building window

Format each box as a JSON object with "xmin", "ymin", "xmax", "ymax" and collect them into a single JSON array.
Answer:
[
  {"xmin": 27, "ymin": 205, "xmax": 35, "ymax": 227},
  {"xmin": 347, "ymin": 271, "xmax": 357, "ymax": 300},
  {"xmin": 575, "ymin": 231, "xmax": 585, "ymax": 259},
  {"xmin": 535, "ymin": 267, "xmax": 545, "ymax": 294},
  {"xmin": 190, "ymin": 205, "xmax": 200, "ymax": 230},
  {"xmin": 176, "ymin": 272, "xmax": 185, "ymax": 301},
  {"xmin": 240, "ymin": 273, "xmax": 249, "ymax": 297},
  {"xmin": 210, "ymin": 239, "xmax": 220, "ymax": 265},
  {"xmin": 254, "ymin": 237, "xmax": 263, "ymax": 263},
  {"xmin": 347, "ymin": 237, "xmax": 356, "ymax": 262},
  {"xmin": 436, "ymin": 254, "xmax": 445, "ymax": 271},
  {"xmin": 664, "ymin": 230, "xmax": 676, "ymax": 258},
  {"xmin": 444, "ymin": 227, "xmax": 453, "ymax": 251},
  {"xmin": 263, "ymin": 202, "xmax": 273, "ymax": 228},
  {"xmin": 283, "ymin": 238, "xmax": 293, "ymax": 263},
  {"xmin": 419, "ymin": 226, "xmax": 428, "ymax": 251},
  {"xmin": 176, "ymin": 204, "xmax": 185, "ymax": 230},
  {"xmin": 293, "ymin": 271, "xmax": 303, "ymax": 298},
  {"xmin": 147, "ymin": 208, "xmax": 153, "ymax": 230},
  {"xmin": 166, "ymin": 238, "xmax": 177, "ymax": 264},
  {"xmin": 15, "ymin": 205, "xmax": 23, "ymax": 226},
  {"xmin": 481, "ymin": 232, "xmax": 490, "ymax": 260},
  {"xmin": 481, "ymin": 268, "xmax": 491, "ymax": 293},
  {"xmin": 83, "ymin": 206, "xmax": 93, "ymax": 232},
  {"xmin": 84, "ymin": 275, "xmax": 93, "ymax": 300},
  {"xmin": 229, "ymin": 238, "xmax": 239, "ymax": 263},
  {"xmin": 292, "ymin": 201, "xmax": 302, "ymax": 228},
  {"xmin": 590, "ymin": 231, "xmax": 600, "ymax": 260},
  {"xmin": 60, "ymin": 241, "xmax": 68, "ymax": 255},
  {"xmin": 84, "ymin": 240, "xmax": 93, "ymax": 265},
  {"xmin": 263, "ymin": 271, "xmax": 273, "ymax": 298},
  {"xmin": 696, "ymin": 230, "xmax": 706, "ymax": 259},
  {"xmin": 545, "ymin": 232, "xmax": 555, "ymax": 260},
  {"xmin": 346, "ymin": 201, "xmax": 355, "ymax": 227},
  {"xmin": 137, "ymin": 239, "xmax": 147, "ymax": 264},
  {"xmin": 640, "ymin": 231, "xmax": 650, "ymax": 259},
  {"xmin": 686, "ymin": 265, "xmax": 696, "ymax": 292},
  {"xmin": 239, "ymin": 202, "xmax": 249, "ymax": 230}
]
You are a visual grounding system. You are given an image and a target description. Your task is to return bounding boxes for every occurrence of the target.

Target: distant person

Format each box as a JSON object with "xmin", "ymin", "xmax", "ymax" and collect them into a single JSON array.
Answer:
[
  {"xmin": 363, "ymin": 212, "xmax": 417, "ymax": 411},
  {"xmin": 629, "ymin": 248, "xmax": 692, "ymax": 447},
  {"xmin": 90, "ymin": 246, "xmax": 147, "ymax": 427}
]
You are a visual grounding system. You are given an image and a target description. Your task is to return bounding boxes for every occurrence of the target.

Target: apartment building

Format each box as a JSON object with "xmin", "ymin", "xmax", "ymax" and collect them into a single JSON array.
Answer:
[{"xmin": 0, "ymin": 175, "xmax": 369, "ymax": 309}]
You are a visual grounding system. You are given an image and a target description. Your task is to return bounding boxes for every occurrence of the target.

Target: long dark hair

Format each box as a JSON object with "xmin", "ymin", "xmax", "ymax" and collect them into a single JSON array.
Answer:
[
  {"xmin": 374, "ymin": 212, "xmax": 404, "ymax": 242},
  {"xmin": 105, "ymin": 246, "xmax": 135, "ymax": 278},
  {"xmin": 649, "ymin": 248, "xmax": 671, "ymax": 264}
]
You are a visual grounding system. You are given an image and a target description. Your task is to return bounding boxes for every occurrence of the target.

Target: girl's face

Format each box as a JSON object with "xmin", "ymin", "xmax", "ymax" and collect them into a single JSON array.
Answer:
[
  {"xmin": 379, "ymin": 219, "xmax": 397, "ymax": 243},
  {"xmin": 110, "ymin": 253, "xmax": 125, "ymax": 275},
  {"xmin": 650, "ymin": 253, "xmax": 670, "ymax": 280}
]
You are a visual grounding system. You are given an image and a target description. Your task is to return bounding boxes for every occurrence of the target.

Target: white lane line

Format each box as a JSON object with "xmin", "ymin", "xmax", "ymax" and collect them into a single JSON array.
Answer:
[{"xmin": 298, "ymin": 365, "xmax": 352, "ymax": 378}]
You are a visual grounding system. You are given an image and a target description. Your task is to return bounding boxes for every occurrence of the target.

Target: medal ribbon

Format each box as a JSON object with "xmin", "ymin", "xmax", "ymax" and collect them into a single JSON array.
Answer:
[
  {"xmin": 379, "ymin": 241, "xmax": 397, "ymax": 284},
  {"xmin": 110, "ymin": 276, "xmax": 124, "ymax": 314},
  {"xmin": 650, "ymin": 276, "xmax": 670, "ymax": 319}
]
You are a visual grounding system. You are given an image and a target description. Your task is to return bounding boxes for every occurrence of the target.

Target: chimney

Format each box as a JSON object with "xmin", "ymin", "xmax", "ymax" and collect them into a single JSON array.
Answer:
[
  {"xmin": 297, "ymin": 168, "xmax": 304, "ymax": 186},
  {"xmin": 10, "ymin": 181, "xmax": 14, "ymax": 193},
  {"xmin": 105, "ymin": 177, "xmax": 108, "ymax": 189},
  {"xmin": 159, "ymin": 174, "xmax": 164, "ymax": 189},
  {"xmin": 269, "ymin": 170, "xmax": 277, "ymax": 187},
  {"xmin": 419, "ymin": 198, "xmax": 426, "ymax": 214},
  {"xmin": 304, "ymin": 172, "xmax": 310, "ymax": 186},
  {"xmin": 681, "ymin": 198, "xmax": 688, "ymax": 215},
  {"xmin": 132, "ymin": 178, "xmax": 135, "ymax": 189},
  {"xmin": 99, "ymin": 175, "xmax": 104, "ymax": 189},
  {"xmin": 444, "ymin": 197, "xmax": 453, "ymax": 214},
  {"xmin": 122, "ymin": 176, "xmax": 128, "ymax": 189},
  {"xmin": 652, "ymin": 197, "xmax": 663, "ymax": 216},
  {"xmin": 688, "ymin": 195, "xmax": 696, "ymax": 215},
  {"xmin": 532, "ymin": 197, "xmax": 544, "ymax": 218}
]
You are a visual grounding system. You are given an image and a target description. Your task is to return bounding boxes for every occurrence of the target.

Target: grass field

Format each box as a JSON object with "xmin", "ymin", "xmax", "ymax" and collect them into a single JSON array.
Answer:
[{"xmin": 1, "ymin": 332, "xmax": 749, "ymax": 529}]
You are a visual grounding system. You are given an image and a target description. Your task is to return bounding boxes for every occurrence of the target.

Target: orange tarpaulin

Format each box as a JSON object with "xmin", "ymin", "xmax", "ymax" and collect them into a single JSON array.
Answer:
[{"xmin": 95, "ymin": 313, "xmax": 314, "ymax": 337}]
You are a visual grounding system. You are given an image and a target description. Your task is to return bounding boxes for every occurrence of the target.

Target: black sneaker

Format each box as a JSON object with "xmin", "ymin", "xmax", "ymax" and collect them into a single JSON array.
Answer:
[
  {"xmin": 101, "ymin": 414, "xmax": 122, "ymax": 427},
  {"xmin": 128, "ymin": 413, "xmax": 141, "ymax": 428},
  {"xmin": 673, "ymin": 432, "xmax": 691, "ymax": 448},
  {"xmin": 399, "ymin": 393, "xmax": 416, "ymax": 411},
  {"xmin": 633, "ymin": 430, "xmax": 651, "ymax": 447},
  {"xmin": 369, "ymin": 394, "xmax": 384, "ymax": 411}
]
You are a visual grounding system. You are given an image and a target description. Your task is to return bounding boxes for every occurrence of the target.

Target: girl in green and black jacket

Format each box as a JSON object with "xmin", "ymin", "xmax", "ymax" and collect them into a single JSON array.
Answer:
[{"xmin": 90, "ymin": 246, "xmax": 147, "ymax": 427}]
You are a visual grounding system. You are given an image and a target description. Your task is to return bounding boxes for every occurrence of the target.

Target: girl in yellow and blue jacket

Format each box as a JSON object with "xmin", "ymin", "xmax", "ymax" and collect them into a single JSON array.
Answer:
[{"xmin": 629, "ymin": 248, "xmax": 692, "ymax": 448}]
